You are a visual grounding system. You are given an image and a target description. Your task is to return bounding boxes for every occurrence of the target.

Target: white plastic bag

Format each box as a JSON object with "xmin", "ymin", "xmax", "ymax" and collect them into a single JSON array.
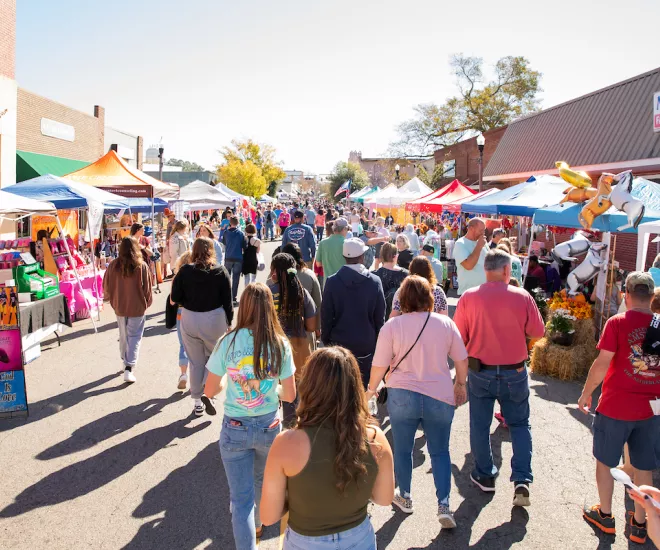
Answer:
[{"xmin": 257, "ymin": 253, "xmax": 265, "ymax": 271}]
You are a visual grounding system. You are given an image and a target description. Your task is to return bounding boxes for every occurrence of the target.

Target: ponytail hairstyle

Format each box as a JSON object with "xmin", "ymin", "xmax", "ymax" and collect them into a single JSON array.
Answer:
[{"xmin": 270, "ymin": 253, "xmax": 305, "ymax": 336}]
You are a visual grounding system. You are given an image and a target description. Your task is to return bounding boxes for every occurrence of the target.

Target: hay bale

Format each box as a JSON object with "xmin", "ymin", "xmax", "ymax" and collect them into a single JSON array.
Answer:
[
  {"xmin": 573, "ymin": 318, "xmax": 595, "ymax": 346},
  {"xmin": 530, "ymin": 337, "xmax": 598, "ymax": 381}
]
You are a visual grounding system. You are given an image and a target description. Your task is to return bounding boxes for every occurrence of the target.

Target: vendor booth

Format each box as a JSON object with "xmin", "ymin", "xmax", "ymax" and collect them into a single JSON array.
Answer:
[
  {"xmin": 0, "ymin": 191, "xmax": 73, "ymax": 404},
  {"xmin": 178, "ymin": 180, "xmax": 234, "ymax": 210},
  {"xmin": 5, "ymin": 175, "xmax": 131, "ymax": 323},
  {"xmin": 442, "ymin": 188, "xmax": 500, "ymax": 213},
  {"xmin": 405, "ymin": 179, "xmax": 475, "ymax": 213}
]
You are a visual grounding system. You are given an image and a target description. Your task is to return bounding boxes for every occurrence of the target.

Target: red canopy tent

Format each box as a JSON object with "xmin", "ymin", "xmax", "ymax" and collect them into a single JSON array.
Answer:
[
  {"xmin": 442, "ymin": 187, "xmax": 500, "ymax": 213},
  {"xmin": 405, "ymin": 179, "xmax": 476, "ymax": 213}
]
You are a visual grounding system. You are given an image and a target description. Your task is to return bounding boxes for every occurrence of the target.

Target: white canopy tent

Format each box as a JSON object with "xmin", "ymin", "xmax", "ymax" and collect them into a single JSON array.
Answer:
[
  {"xmin": 215, "ymin": 182, "xmax": 245, "ymax": 200},
  {"xmin": 0, "ymin": 190, "xmax": 57, "ymax": 217},
  {"xmin": 363, "ymin": 184, "xmax": 399, "ymax": 208},
  {"xmin": 178, "ymin": 180, "xmax": 235, "ymax": 210},
  {"xmin": 259, "ymin": 194, "xmax": 277, "ymax": 203},
  {"xmin": 636, "ymin": 220, "xmax": 660, "ymax": 271}
]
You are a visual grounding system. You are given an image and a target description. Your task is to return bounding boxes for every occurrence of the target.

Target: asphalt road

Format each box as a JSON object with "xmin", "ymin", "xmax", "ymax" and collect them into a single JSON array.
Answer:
[{"xmin": 0, "ymin": 238, "xmax": 657, "ymax": 549}]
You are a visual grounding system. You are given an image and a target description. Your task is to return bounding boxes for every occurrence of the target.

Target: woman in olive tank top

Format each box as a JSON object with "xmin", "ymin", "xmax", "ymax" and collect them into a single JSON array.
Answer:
[{"xmin": 260, "ymin": 347, "xmax": 394, "ymax": 550}]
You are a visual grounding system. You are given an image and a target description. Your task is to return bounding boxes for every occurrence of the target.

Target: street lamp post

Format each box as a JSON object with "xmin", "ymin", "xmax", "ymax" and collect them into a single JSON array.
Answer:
[
  {"xmin": 476, "ymin": 134, "xmax": 485, "ymax": 192},
  {"xmin": 158, "ymin": 146, "xmax": 164, "ymax": 182},
  {"xmin": 395, "ymin": 163, "xmax": 400, "ymax": 182}
]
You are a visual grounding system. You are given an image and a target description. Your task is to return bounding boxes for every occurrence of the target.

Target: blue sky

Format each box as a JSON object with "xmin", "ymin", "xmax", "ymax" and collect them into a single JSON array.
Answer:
[{"xmin": 15, "ymin": 0, "xmax": 660, "ymax": 174}]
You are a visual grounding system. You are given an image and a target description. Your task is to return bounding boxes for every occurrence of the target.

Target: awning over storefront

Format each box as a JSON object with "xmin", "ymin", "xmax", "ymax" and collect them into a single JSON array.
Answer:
[{"xmin": 16, "ymin": 150, "xmax": 90, "ymax": 183}]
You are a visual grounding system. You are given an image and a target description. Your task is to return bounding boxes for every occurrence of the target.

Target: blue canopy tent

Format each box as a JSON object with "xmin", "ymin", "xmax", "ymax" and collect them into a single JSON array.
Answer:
[
  {"xmin": 496, "ymin": 175, "xmax": 570, "ymax": 217},
  {"xmin": 4, "ymin": 174, "xmax": 129, "ymax": 209},
  {"xmin": 461, "ymin": 180, "xmax": 533, "ymax": 215},
  {"xmin": 104, "ymin": 198, "xmax": 168, "ymax": 214},
  {"xmin": 533, "ymin": 178, "xmax": 660, "ymax": 234}
]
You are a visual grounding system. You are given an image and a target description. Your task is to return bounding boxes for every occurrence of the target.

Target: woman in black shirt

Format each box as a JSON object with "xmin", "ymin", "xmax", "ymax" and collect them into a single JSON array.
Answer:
[
  {"xmin": 171, "ymin": 237, "xmax": 233, "ymax": 416},
  {"xmin": 372, "ymin": 242, "xmax": 408, "ymax": 318},
  {"xmin": 395, "ymin": 234, "xmax": 414, "ymax": 270}
]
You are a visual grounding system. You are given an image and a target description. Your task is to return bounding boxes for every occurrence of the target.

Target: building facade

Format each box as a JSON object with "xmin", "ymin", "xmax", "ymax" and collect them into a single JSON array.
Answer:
[
  {"xmin": 143, "ymin": 168, "xmax": 217, "ymax": 188},
  {"xmin": 348, "ymin": 152, "xmax": 434, "ymax": 188},
  {"xmin": 432, "ymin": 127, "xmax": 507, "ymax": 188},
  {"xmin": 105, "ymin": 126, "xmax": 143, "ymax": 169},
  {"xmin": 0, "ymin": 0, "xmax": 17, "ymax": 191}
]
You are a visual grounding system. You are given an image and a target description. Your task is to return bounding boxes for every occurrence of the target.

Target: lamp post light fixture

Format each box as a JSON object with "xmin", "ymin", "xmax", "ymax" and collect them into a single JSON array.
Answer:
[
  {"xmin": 158, "ymin": 146, "xmax": 165, "ymax": 182},
  {"xmin": 395, "ymin": 163, "xmax": 400, "ymax": 182},
  {"xmin": 476, "ymin": 134, "xmax": 485, "ymax": 192}
]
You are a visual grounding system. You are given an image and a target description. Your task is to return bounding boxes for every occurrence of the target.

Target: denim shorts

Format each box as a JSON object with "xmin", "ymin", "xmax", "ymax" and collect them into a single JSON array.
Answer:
[
  {"xmin": 284, "ymin": 516, "xmax": 375, "ymax": 550},
  {"xmin": 593, "ymin": 412, "xmax": 659, "ymax": 471}
]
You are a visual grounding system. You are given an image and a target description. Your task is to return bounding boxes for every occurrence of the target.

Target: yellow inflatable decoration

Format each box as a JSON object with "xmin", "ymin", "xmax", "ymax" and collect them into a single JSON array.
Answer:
[
  {"xmin": 556, "ymin": 161, "xmax": 592, "ymax": 189},
  {"xmin": 578, "ymin": 173, "xmax": 613, "ymax": 230}
]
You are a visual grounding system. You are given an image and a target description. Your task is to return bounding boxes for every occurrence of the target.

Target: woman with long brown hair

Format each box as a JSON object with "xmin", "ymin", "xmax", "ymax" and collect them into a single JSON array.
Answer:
[
  {"xmin": 390, "ymin": 256, "xmax": 448, "ymax": 318},
  {"xmin": 103, "ymin": 237, "xmax": 153, "ymax": 384},
  {"xmin": 204, "ymin": 283, "xmax": 296, "ymax": 550},
  {"xmin": 195, "ymin": 222, "xmax": 224, "ymax": 264},
  {"xmin": 171, "ymin": 237, "xmax": 233, "ymax": 416},
  {"xmin": 267, "ymin": 252, "xmax": 317, "ymax": 425},
  {"xmin": 260, "ymin": 347, "xmax": 394, "ymax": 550},
  {"xmin": 169, "ymin": 219, "xmax": 190, "ymax": 274}
]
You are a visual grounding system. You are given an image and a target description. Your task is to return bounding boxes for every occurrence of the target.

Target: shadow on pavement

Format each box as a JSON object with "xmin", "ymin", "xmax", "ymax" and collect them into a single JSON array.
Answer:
[
  {"xmin": 123, "ymin": 441, "xmax": 235, "ymax": 550},
  {"xmin": 35, "ymin": 393, "xmax": 185, "ymax": 460},
  {"xmin": 0, "ymin": 371, "xmax": 128, "ymax": 432},
  {"xmin": 0, "ymin": 417, "xmax": 210, "ymax": 518}
]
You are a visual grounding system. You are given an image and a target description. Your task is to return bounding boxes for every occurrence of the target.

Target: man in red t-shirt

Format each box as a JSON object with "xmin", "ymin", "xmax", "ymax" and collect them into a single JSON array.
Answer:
[{"xmin": 579, "ymin": 272, "xmax": 660, "ymax": 544}]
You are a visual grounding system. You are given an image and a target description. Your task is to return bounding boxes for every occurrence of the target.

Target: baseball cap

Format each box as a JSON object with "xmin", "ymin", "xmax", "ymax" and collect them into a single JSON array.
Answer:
[
  {"xmin": 334, "ymin": 217, "xmax": 349, "ymax": 230},
  {"xmin": 293, "ymin": 210, "xmax": 304, "ymax": 219},
  {"xmin": 343, "ymin": 238, "xmax": 369, "ymax": 258},
  {"xmin": 625, "ymin": 271, "xmax": 655, "ymax": 295},
  {"xmin": 422, "ymin": 244, "xmax": 435, "ymax": 254}
]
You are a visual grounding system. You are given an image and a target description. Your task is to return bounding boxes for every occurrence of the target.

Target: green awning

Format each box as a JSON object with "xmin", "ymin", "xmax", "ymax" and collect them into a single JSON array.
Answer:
[
  {"xmin": 16, "ymin": 150, "xmax": 90, "ymax": 182},
  {"xmin": 355, "ymin": 187, "xmax": 379, "ymax": 203}
]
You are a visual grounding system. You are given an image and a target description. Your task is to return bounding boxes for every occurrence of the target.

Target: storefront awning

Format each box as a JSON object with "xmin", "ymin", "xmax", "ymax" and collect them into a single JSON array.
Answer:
[{"xmin": 16, "ymin": 150, "xmax": 90, "ymax": 182}]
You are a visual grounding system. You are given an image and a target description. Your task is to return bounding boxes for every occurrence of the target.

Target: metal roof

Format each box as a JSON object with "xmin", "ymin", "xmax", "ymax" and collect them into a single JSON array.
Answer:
[{"xmin": 484, "ymin": 67, "xmax": 660, "ymax": 180}]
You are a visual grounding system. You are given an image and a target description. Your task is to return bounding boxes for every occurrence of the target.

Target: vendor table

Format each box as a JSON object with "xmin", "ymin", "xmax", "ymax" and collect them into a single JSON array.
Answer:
[
  {"xmin": 20, "ymin": 294, "xmax": 72, "ymax": 363},
  {"xmin": 59, "ymin": 271, "xmax": 104, "ymax": 318}
]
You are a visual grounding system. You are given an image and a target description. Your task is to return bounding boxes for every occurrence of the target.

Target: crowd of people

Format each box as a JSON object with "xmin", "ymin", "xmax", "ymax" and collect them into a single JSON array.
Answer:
[{"xmin": 100, "ymin": 201, "xmax": 659, "ymax": 550}]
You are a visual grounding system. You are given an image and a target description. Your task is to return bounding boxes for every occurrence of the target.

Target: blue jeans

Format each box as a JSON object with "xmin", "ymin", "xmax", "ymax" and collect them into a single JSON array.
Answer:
[
  {"xmin": 176, "ymin": 308, "xmax": 187, "ymax": 367},
  {"xmin": 265, "ymin": 223, "xmax": 275, "ymax": 240},
  {"xmin": 116, "ymin": 315, "xmax": 145, "ymax": 368},
  {"xmin": 220, "ymin": 410, "xmax": 280, "ymax": 550},
  {"xmin": 387, "ymin": 388, "xmax": 455, "ymax": 506},
  {"xmin": 468, "ymin": 367, "xmax": 533, "ymax": 483},
  {"xmin": 225, "ymin": 259, "xmax": 243, "ymax": 301},
  {"xmin": 284, "ymin": 516, "xmax": 375, "ymax": 550}
]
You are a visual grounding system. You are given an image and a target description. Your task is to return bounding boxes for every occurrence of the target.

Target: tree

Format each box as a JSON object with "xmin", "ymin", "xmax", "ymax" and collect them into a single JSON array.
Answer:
[
  {"xmin": 327, "ymin": 161, "xmax": 370, "ymax": 198},
  {"xmin": 417, "ymin": 165, "xmax": 448, "ymax": 190},
  {"xmin": 165, "ymin": 158, "xmax": 205, "ymax": 171},
  {"xmin": 216, "ymin": 139, "xmax": 286, "ymax": 198},
  {"xmin": 391, "ymin": 54, "xmax": 541, "ymax": 156},
  {"xmin": 218, "ymin": 160, "xmax": 267, "ymax": 198}
]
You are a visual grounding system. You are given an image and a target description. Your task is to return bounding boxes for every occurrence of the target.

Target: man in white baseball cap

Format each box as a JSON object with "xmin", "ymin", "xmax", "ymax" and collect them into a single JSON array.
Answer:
[{"xmin": 321, "ymin": 238, "xmax": 386, "ymax": 388}]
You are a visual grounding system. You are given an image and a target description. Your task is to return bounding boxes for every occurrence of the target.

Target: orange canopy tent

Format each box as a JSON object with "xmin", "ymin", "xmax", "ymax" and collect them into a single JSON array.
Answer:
[
  {"xmin": 405, "ymin": 179, "xmax": 475, "ymax": 213},
  {"xmin": 64, "ymin": 150, "xmax": 179, "ymax": 199}
]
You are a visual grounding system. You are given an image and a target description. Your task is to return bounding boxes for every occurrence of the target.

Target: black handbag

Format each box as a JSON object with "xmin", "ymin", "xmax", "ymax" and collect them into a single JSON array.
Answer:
[
  {"xmin": 377, "ymin": 312, "xmax": 431, "ymax": 405},
  {"xmin": 165, "ymin": 294, "xmax": 178, "ymax": 329}
]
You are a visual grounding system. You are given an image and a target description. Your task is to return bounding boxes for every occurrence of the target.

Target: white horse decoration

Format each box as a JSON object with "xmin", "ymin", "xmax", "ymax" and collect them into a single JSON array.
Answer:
[
  {"xmin": 608, "ymin": 170, "xmax": 645, "ymax": 231},
  {"xmin": 550, "ymin": 231, "xmax": 592, "ymax": 263},
  {"xmin": 566, "ymin": 242, "xmax": 608, "ymax": 295}
]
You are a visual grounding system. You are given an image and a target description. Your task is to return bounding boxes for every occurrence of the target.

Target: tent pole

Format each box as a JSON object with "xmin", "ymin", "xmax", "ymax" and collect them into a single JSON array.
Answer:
[{"xmin": 55, "ymin": 216, "xmax": 98, "ymax": 333}]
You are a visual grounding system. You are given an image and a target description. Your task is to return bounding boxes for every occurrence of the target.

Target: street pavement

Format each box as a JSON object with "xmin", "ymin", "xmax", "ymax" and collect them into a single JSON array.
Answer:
[{"xmin": 0, "ymin": 238, "xmax": 657, "ymax": 549}]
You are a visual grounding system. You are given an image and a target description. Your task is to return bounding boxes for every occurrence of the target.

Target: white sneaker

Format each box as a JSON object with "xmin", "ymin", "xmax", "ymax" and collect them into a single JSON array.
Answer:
[
  {"xmin": 177, "ymin": 373, "xmax": 188, "ymax": 390},
  {"xmin": 437, "ymin": 504, "xmax": 456, "ymax": 529},
  {"xmin": 392, "ymin": 489, "xmax": 414, "ymax": 514},
  {"xmin": 124, "ymin": 369, "xmax": 136, "ymax": 383},
  {"xmin": 193, "ymin": 399, "xmax": 204, "ymax": 417}
]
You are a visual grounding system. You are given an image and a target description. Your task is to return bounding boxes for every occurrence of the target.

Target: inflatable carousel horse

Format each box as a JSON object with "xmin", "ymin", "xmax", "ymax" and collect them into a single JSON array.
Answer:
[
  {"xmin": 550, "ymin": 231, "xmax": 592, "ymax": 263},
  {"xmin": 609, "ymin": 170, "xmax": 645, "ymax": 231},
  {"xmin": 567, "ymin": 242, "xmax": 608, "ymax": 295},
  {"xmin": 577, "ymin": 173, "xmax": 614, "ymax": 230}
]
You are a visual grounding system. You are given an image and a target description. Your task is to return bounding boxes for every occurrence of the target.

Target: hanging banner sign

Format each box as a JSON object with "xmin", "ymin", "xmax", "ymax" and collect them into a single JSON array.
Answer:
[
  {"xmin": 31, "ymin": 209, "xmax": 78, "ymax": 242},
  {"xmin": 87, "ymin": 200, "xmax": 104, "ymax": 239}
]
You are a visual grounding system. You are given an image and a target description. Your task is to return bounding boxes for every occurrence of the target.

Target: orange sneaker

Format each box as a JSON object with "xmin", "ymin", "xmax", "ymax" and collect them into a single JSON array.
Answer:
[{"xmin": 583, "ymin": 504, "xmax": 616, "ymax": 535}]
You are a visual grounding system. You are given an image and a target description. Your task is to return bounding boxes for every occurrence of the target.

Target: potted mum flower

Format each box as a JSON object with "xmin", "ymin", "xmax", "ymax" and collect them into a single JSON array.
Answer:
[{"xmin": 547, "ymin": 309, "xmax": 576, "ymax": 346}]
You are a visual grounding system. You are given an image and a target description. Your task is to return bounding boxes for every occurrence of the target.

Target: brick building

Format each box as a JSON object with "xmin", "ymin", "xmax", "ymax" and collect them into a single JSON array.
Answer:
[
  {"xmin": 484, "ymin": 67, "xmax": 660, "ymax": 271},
  {"xmin": 348, "ymin": 152, "xmax": 434, "ymax": 188},
  {"xmin": 432, "ymin": 126, "xmax": 507, "ymax": 188},
  {"xmin": 0, "ymin": 0, "xmax": 17, "ymax": 192}
]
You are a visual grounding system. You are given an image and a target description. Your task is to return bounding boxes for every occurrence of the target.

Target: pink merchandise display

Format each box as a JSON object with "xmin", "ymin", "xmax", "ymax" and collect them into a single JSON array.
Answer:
[{"xmin": 59, "ymin": 271, "xmax": 104, "ymax": 319}]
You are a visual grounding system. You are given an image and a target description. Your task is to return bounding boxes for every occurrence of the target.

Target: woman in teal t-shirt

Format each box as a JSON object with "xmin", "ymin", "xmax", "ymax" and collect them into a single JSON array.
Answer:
[{"xmin": 204, "ymin": 283, "xmax": 296, "ymax": 550}]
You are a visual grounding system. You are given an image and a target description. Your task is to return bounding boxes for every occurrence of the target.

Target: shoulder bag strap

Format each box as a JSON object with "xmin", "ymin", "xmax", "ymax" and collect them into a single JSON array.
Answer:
[{"xmin": 388, "ymin": 312, "xmax": 431, "ymax": 379}]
